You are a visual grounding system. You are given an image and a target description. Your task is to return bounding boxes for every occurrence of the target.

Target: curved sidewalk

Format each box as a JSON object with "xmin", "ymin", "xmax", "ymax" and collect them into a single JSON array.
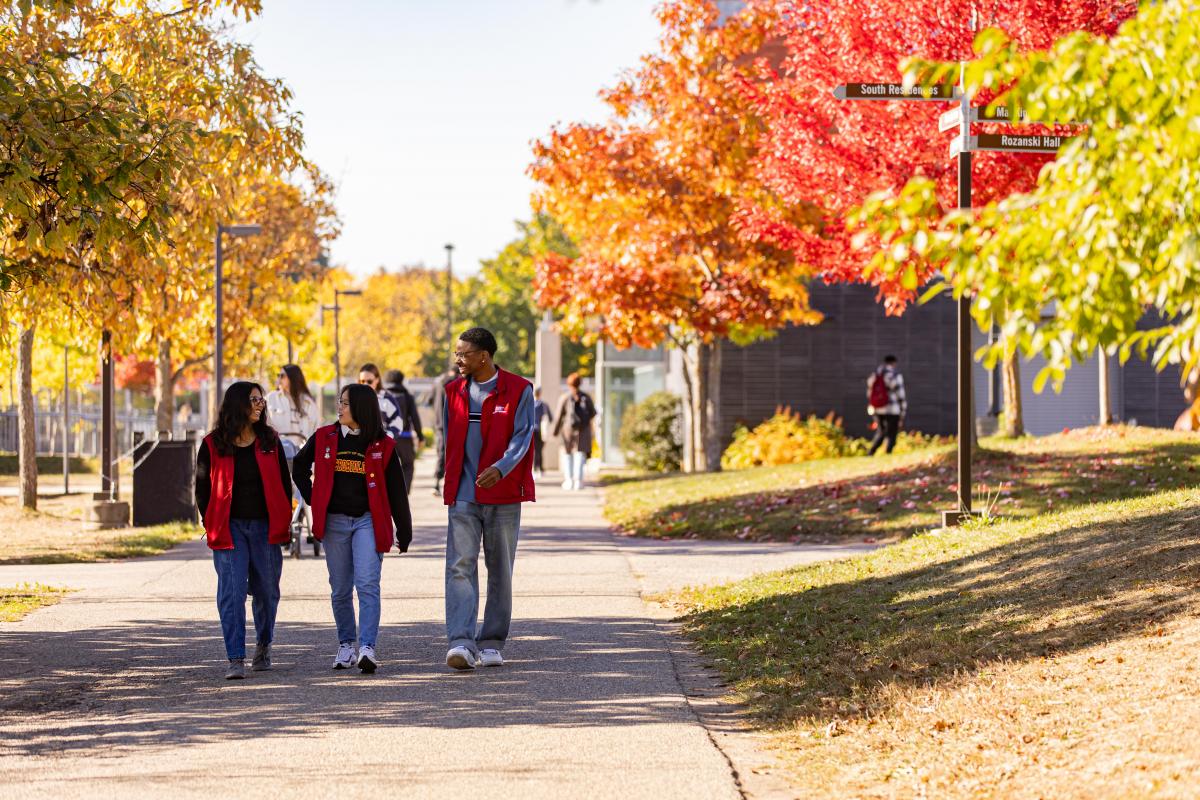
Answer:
[{"xmin": 0, "ymin": 463, "xmax": 869, "ymax": 799}]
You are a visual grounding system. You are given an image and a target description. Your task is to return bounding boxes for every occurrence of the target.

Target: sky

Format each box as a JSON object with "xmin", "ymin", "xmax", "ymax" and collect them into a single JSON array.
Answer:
[{"xmin": 233, "ymin": 0, "xmax": 664, "ymax": 277}]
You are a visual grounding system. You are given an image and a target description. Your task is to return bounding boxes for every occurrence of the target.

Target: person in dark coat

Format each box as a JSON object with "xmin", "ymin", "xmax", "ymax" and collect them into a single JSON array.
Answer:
[{"xmin": 383, "ymin": 369, "xmax": 424, "ymax": 494}]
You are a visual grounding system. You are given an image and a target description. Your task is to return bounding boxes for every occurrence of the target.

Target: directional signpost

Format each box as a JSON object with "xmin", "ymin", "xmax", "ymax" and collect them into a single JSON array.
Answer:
[{"xmin": 833, "ymin": 68, "xmax": 1081, "ymax": 527}]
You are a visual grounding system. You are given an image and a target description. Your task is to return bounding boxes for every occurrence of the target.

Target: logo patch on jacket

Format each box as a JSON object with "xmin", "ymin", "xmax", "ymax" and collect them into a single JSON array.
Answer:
[{"xmin": 493, "ymin": 405, "xmax": 509, "ymax": 414}]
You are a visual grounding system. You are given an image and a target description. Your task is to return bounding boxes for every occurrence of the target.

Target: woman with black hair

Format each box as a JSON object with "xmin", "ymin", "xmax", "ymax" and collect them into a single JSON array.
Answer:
[
  {"xmin": 292, "ymin": 383, "xmax": 412, "ymax": 674},
  {"xmin": 266, "ymin": 364, "xmax": 319, "ymax": 454},
  {"xmin": 195, "ymin": 381, "xmax": 292, "ymax": 680}
]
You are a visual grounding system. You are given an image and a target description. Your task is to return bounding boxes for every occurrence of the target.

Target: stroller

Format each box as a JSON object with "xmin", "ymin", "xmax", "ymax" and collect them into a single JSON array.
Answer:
[{"xmin": 282, "ymin": 438, "xmax": 321, "ymax": 559}]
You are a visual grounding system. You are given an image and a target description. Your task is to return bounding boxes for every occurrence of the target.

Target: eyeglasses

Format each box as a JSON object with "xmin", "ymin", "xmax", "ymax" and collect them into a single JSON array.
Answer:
[
  {"xmin": 250, "ymin": 397, "xmax": 267, "ymax": 407},
  {"xmin": 337, "ymin": 399, "xmax": 350, "ymax": 408},
  {"xmin": 453, "ymin": 349, "xmax": 482, "ymax": 360}
]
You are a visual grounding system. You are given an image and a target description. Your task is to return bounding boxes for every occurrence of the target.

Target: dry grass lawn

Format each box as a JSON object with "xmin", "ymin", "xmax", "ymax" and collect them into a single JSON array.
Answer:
[
  {"xmin": 0, "ymin": 492, "xmax": 198, "ymax": 564},
  {"xmin": 671, "ymin": 444, "xmax": 1200, "ymax": 798}
]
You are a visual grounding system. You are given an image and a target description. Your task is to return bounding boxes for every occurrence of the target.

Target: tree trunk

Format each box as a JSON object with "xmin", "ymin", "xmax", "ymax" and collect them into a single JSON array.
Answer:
[
  {"xmin": 1098, "ymin": 347, "xmax": 1112, "ymax": 426},
  {"xmin": 17, "ymin": 325, "xmax": 37, "ymax": 510},
  {"xmin": 154, "ymin": 337, "xmax": 174, "ymax": 435},
  {"xmin": 697, "ymin": 339, "xmax": 723, "ymax": 471},
  {"xmin": 677, "ymin": 346, "xmax": 699, "ymax": 472},
  {"xmin": 1001, "ymin": 350, "xmax": 1024, "ymax": 438}
]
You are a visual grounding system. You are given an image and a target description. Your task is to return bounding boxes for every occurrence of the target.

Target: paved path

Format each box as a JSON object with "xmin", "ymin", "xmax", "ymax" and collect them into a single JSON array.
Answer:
[{"xmin": 0, "ymin": 459, "xmax": 870, "ymax": 799}]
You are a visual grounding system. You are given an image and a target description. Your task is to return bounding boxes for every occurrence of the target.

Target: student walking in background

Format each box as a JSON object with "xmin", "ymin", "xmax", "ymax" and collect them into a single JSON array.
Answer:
[
  {"xmin": 867, "ymin": 354, "xmax": 907, "ymax": 455},
  {"xmin": 553, "ymin": 372, "xmax": 596, "ymax": 491},
  {"xmin": 532, "ymin": 386, "xmax": 552, "ymax": 480},
  {"xmin": 358, "ymin": 362, "xmax": 400, "ymax": 435},
  {"xmin": 292, "ymin": 383, "xmax": 412, "ymax": 674},
  {"xmin": 430, "ymin": 368, "xmax": 456, "ymax": 496},
  {"xmin": 441, "ymin": 327, "xmax": 535, "ymax": 671},
  {"xmin": 266, "ymin": 364, "xmax": 319, "ymax": 456},
  {"xmin": 383, "ymin": 369, "xmax": 424, "ymax": 494},
  {"xmin": 195, "ymin": 382, "xmax": 292, "ymax": 680}
]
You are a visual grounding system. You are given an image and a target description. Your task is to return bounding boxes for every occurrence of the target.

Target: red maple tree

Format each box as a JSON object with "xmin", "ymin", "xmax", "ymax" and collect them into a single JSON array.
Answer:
[{"xmin": 736, "ymin": 0, "xmax": 1136, "ymax": 311}]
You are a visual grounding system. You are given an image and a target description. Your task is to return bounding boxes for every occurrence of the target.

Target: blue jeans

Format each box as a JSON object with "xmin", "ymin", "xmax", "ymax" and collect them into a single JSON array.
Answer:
[
  {"xmin": 446, "ymin": 501, "xmax": 521, "ymax": 654},
  {"xmin": 212, "ymin": 518, "xmax": 282, "ymax": 660},
  {"xmin": 323, "ymin": 512, "xmax": 384, "ymax": 648}
]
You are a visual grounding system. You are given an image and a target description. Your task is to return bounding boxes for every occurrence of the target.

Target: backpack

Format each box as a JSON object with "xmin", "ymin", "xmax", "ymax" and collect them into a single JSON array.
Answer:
[
  {"xmin": 868, "ymin": 370, "xmax": 890, "ymax": 408},
  {"xmin": 571, "ymin": 393, "xmax": 597, "ymax": 429}
]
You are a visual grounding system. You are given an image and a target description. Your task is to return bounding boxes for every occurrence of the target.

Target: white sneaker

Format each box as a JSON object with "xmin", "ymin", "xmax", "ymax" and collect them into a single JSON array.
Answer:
[
  {"xmin": 561, "ymin": 478, "xmax": 573, "ymax": 490},
  {"xmin": 358, "ymin": 645, "xmax": 378, "ymax": 674},
  {"xmin": 332, "ymin": 643, "xmax": 358, "ymax": 669},
  {"xmin": 479, "ymin": 648, "xmax": 504, "ymax": 667},
  {"xmin": 445, "ymin": 646, "xmax": 478, "ymax": 671}
]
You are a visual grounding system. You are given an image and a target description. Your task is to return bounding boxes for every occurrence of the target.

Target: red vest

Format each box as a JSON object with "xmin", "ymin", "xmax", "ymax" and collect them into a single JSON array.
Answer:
[
  {"xmin": 309, "ymin": 424, "xmax": 398, "ymax": 553},
  {"xmin": 202, "ymin": 433, "xmax": 293, "ymax": 550},
  {"xmin": 443, "ymin": 367, "xmax": 536, "ymax": 506}
]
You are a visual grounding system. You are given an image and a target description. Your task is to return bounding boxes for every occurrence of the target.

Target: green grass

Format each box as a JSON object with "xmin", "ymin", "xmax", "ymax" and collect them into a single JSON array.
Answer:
[
  {"xmin": 0, "ymin": 583, "xmax": 72, "ymax": 622},
  {"xmin": 604, "ymin": 427, "xmax": 1200, "ymax": 543},
  {"xmin": 0, "ymin": 454, "xmax": 98, "ymax": 475},
  {"xmin": 0, "ymin": 521, "xmax": 201, "ymax": 565},
  {"xmin": 673, "ymin": 483, "xmax": 1200, "ymax": 726},
  {"xmin": 89, "ymin": 522, "xmax": 201, "ymax": 561}
]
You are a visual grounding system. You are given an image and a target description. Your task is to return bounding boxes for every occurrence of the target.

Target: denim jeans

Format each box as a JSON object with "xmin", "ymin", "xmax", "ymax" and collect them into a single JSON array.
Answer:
[
  {"xmin": 446, "ymin": 500, "xmax": 521, "ymax": 654},
  {"xmin": 212, "ymin": 518, "xmax": 282, "ymax": 660},
  {"xmin": 323, "ymin": 512, "xmax": 384, "ymax": 648},
  {"xmin": 568, "ymin": 451, "xmax": 586, "ymax": 485}
]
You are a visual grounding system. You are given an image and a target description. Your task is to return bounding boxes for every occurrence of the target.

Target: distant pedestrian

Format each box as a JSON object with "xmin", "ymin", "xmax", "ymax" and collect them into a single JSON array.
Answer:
[
  {"xmin": 383, "ymin": 369, "xmax": 424, "ymax": 494},
  {"xmin": 532, "ymin": 386, "xmax": 552, "ymax": 480},
  {"xmin": 430, "ymin": 368, "xmax": 456, "ymax": 497},
  {"xmin": 292, "ymin": 383, "xmax": 412, "ymax": 674},
  {"xmin": 266, "ymin": 364, "xmax": 319, "ymax": 456},
  {"xmin": 867, "ymin": 354, "xmax": 907, "ymax": 455},
  {"xmin": 441, "ymin": 327, "xmax": 535, "ymax": 670},
  {"xmin": 358, "ymin": 363, "xmax": 400, "ymax": 436},
  {"xmin": 195, "ymin": 381, "xmax": 292, "ymax": 680},
  {"xmin": 552, "ymin": 372, "xmax": 596, "ymax": 490}
]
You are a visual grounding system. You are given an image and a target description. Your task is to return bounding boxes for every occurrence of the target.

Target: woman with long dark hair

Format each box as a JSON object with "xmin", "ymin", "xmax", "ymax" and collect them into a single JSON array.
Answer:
[
  {"xmin": 195, "ymin": 381, "xmax": 292, "ymax": 680},
  {"xmin": 266, "ymin": 364, "xmax": 318, "ymax": 454},
  {"xmin": 293, "ymin": 383, "xmax": 412, "ymax": 673}
]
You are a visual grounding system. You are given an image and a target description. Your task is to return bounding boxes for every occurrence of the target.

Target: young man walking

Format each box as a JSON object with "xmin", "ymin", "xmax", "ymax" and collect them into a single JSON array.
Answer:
[
  {"xmin": 441, "ymin": 327, "xmax": 536, "ymax": 670},
  {"xmin": 867, "ymin": 354, "xmax": 907, "ymax": 455}
]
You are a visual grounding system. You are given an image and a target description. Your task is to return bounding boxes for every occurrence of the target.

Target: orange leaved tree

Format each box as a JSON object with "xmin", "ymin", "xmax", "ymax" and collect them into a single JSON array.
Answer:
[{"xmin": 529, "ymin": 0, "xmax": 819, "ymax": 471}]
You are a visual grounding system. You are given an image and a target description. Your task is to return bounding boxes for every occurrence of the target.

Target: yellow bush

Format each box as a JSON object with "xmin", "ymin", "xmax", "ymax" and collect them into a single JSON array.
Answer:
[{"xmin": 721, "ymin": 408, "xmax": 852, "ymax": 469}]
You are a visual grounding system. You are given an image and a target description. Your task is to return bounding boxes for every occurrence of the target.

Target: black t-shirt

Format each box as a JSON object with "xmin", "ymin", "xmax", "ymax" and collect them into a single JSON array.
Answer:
[
  {"xmin": 229, "ymin": 443, "xmax": 269, "ymax": 519},
  {"xmin": 328, "ymin": 431, "xmax": 369, "ymax": 517}
]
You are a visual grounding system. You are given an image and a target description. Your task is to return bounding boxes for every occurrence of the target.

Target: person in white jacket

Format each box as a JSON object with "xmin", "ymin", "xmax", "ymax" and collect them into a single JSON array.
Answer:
[{"xmin": 266, "ymin": 364, "xmax": 319, "ymax": 457}]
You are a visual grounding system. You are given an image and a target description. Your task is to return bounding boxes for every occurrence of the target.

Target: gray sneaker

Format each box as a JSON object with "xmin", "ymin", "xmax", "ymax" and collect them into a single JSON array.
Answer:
[
  {"xmin": 445, "ymin": 646, "xmax": 478, "ymax": 671},
  {"xmin": 225, "ymin": 659, "xmax": 246, "ymax": 680},
  {"xmin": 251, "ymin": 643, "xmax": 272, "ymax": 671}
]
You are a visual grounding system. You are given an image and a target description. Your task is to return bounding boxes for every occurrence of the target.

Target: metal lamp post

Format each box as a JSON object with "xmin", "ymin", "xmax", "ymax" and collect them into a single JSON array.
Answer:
[
  {"xmin": 213, "ymin": 223, "xmax": 262, "ymax": 399},
  {"xmin": 322, "ymin": 288, "xmax": 363, "ymax": 390},
  {"xmin": 445, "ymin": 243, "xmax": 454, "ymax": 368}
]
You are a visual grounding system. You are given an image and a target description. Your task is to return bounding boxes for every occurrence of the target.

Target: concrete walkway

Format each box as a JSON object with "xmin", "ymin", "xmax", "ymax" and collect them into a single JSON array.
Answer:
[{"xmin": 0, "ymin": 460, "xmax": 871, "ymax": 799}]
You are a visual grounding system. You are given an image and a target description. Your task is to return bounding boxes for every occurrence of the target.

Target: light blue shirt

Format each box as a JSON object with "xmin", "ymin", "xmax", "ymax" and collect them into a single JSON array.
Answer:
[{"xmin": 445, "ymin": 371, "xmax": 535, "ymax": 504}]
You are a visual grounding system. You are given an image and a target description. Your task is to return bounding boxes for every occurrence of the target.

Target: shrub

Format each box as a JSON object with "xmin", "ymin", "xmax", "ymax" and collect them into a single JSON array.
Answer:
[
  {"xmin": 721, "ymin": 408, "xmax": 853, "ymax": 469},
  {"xmin": 619, "ymin": 391, "xmax": 682, "ymax": 472}
]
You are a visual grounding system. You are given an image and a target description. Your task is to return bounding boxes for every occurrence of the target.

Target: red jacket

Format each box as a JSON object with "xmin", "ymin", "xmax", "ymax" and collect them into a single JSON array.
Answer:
[
  {"xmin": 443, "ymin": 368, "xmax": 536, "ymax": 506},
  {"xmin": 309, "ymin": 424, "xmax": 402, "ymax": 553},
  {"xmin": 202, "ymin": 433, "xmax": 292, "ymax": 550}
]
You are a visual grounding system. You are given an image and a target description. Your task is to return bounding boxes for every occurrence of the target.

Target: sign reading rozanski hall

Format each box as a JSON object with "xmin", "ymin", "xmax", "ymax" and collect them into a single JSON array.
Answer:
[
  {"xmin": 974, "ymin": 132, "xmax": 1077, "ymax": 153},
  {"xmin": 832, "ymin": 83, "xmax": 960, "ymax": 101}
]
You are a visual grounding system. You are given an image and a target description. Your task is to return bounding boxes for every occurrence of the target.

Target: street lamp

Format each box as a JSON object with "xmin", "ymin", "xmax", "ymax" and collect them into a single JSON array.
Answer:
[
  {"xmin": 214, "ymin": 223, "xmax": 262, "ymax": 398},
  {"xmin": 445, "ymin": 243, "xmax": 454, "ymax": 369},
  {"xmin": 321, "ymin": 288, "xmax": 363, "ymax": 390}
]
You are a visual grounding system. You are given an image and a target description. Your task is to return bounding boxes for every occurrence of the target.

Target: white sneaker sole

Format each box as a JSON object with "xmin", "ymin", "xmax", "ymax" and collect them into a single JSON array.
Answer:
[{"xmin": 446, "ymin": 651, "xmax": 477, "ymax": 671}]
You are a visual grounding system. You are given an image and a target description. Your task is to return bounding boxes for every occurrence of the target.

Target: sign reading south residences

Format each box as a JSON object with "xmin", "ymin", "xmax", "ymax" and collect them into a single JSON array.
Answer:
[
  {"xmin": 975, "ymin": 132, "xmax": 1077, "ymax": 153},
  {"xmin": 833, "ymin": 83, "xmax": 960, "ymax": 101}
]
